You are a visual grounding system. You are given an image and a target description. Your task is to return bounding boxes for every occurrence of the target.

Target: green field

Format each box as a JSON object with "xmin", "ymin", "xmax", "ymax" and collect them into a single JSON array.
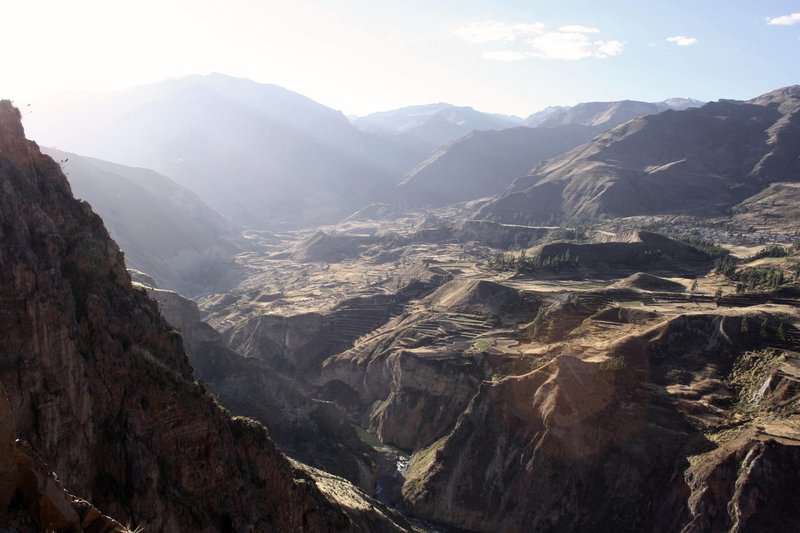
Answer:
[
  {"xmin": 472, "ymin": 339, "xmax": 494, "ymax": 352},
  {"xmin": 618, "ymin": 301, "xmax": 644, "ymax": 308}
]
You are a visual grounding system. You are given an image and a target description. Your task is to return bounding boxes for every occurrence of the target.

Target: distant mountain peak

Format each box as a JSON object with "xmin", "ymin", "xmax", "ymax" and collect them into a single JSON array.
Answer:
[
  {"xmin": 479, "ymin": 84, "xmax": 800, "ymax": 224},
  {"xmin": 523, "ymin": 97, "xmax": 704, "ymax": 129},
  {"xmin": 353, "ymin": 103, "xmax": 523, "ymax": 150},
  {"xmin": 749, "ymin": 84, "xmax": 800, "ymax": 107}
]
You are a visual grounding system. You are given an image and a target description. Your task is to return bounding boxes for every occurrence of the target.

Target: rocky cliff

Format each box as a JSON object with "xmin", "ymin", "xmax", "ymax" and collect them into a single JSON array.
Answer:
[
  {"xmin": 0, "ymin": 100, "xmax": 409, "ymax": 531},
  {"xmin": 145, "ymin": 286, "xmax": 397, "ymax": 495},
  {"xmin": 402, "ymin": 312, "xmax": 800, "ymax": 532}
]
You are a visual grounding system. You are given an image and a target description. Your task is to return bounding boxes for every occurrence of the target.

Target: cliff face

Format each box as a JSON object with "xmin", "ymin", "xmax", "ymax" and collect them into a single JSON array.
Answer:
[
  {"xmin": 0, "ymin": 100, "xmax": 408, "ymax": 531},
  {"xmin": 402, "ymin": 313, "xmax": 800, "ymax": 532},
  {"xmin": 145, "ymin": 286, "xmax": 391, "ymax": 495}
]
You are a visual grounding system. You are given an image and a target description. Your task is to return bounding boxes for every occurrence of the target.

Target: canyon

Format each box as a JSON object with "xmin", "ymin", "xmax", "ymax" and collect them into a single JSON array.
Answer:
[{"xmin": 3, "ymin": 80, "xmax": 800, "ymax": 532}]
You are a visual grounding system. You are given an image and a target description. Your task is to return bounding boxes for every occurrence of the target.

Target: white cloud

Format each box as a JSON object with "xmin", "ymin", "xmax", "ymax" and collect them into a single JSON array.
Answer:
[
  {"xmin": 666, "ymin": 35, "xmax": 698, "ymax": 46},
  {"xmin": 452, "ymin": 21, "xmax": 544, "ymax": 44},
  {"xmin": 595, "ymin": 39, "xmax": 624, "ymax": 57},
  {"xmin": 481, "ymin": 50, "xmax": 529, "ymax": 62},
  {"xmin": 558, "ymin": 25, "xmax": 600, "ymax": 34},
  {"xmin": 528, "ymin": 32, "xmax": 623, "ymax": 60},
  {"xmin": 456, "ymin": 21, "xmax": 623, "ymax": 61},
  {"xmin": 766, "ymin": 12, "xmax": 800, "ymax": 25}
]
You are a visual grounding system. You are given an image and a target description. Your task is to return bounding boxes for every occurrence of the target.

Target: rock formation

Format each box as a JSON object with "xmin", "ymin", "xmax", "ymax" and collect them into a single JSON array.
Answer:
[
  {"xmin": 0, "ymin": 100, "xmax": 409, "ymax": 531},
  {"xmin": 402, "ymin": 313, "xmax": 800, "ymax": 531},
  {"xmin": 145, "ymin": 285, "xmax": 395, "ymax": 494}
]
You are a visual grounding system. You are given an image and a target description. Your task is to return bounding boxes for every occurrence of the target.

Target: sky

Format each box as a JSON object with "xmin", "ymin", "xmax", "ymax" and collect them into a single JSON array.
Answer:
[{"xmin": 2, "ymin": 0, "xmax": 800, "ymax": 117}]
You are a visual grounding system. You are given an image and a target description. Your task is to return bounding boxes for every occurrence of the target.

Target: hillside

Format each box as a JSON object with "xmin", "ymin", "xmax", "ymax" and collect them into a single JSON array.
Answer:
[
  {"xmin": 43, "ymin": 147, "xmax": 238, "ymax": 295},
  {"xmin": 732, "ymin": 181, "xmax": 800, "ymax": 231},
  {"xmin": 24, "ymin": 74, "xmax": 425, "ymax": 227},
  {"xmin": 395, "ymin": 124, "xmax": 599, "ymax": 207},
  {"xmin": 0, "ymin": 101, "xmax": 409, "ymax": 531},
  {"xmin": 524, "ymin": 98, "xmax": 703, "ymax": 128},
  {"xmin": 353, "ymin": 103, "xmax": 522, "ymax": 152},
  {"xmin": 479, "ymin": 86, "xmax": 800, "ymax": 223}
]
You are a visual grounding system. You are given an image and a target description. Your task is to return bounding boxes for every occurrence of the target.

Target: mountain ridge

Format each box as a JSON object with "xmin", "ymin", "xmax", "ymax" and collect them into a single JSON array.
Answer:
[
  {"xmin": 42, "ymin": 147, "xmax": 238, "ymax": 295},
  {"xmin": 24, "ymin": 74, "xmax": 426, "ymax": 228},
  {"xmin": 478, "ymin": 85, "xmax": 800, "ymax": 223}
]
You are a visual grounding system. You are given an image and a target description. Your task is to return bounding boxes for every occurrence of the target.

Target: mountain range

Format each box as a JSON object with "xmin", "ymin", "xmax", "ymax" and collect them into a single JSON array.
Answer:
[
  {"xmin": 395, "ymin": 124, "xmax": 599, "ymax": 207},
  {"xmin": 26, "ymin": 75, "xmax": 717, "ymax": 231},
  {"xmin": 479, "ymin": 86, "xmax": 800, "ymax": 223},
  {"xmin": 25, "ymin": 74, "xmax": 425, "ymax": 228},
  {"xmin": 523, "ymin": 98, "xmax": 704, "ymax": 128},
  {"xmin": 352, "ymin": 103, "xmax": 523, "ymax": 151}
]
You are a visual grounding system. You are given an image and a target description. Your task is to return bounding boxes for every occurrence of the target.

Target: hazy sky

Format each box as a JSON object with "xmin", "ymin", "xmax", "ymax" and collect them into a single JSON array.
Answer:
[{"xmin": 3, "ymin": 0, "xmax": 799, "ymax": 116}]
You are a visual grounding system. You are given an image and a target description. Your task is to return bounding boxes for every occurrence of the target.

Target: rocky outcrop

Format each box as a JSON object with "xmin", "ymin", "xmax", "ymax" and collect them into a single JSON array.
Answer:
[
  {"xmin": 0, "ymin": 100, "xmax": 409, "ymax": 531},
  {"xmin": 2, "ymin": 377, "xmax": 124, "ymax": 532},
  {"xmin": 679, "ymin": 431, "xmax": 800, "ymax": 532},
  {"xmin": 526, "ymin": 231, "xmax": 715, "ymax": 279},
  {"xmin": 225, "ymin": 268, "xmax": 450, "ymax": 381},
  {"xmin": 146, "ymin": 286, "xmax": 394, "ymax": 494},
  {"xmin": 401, "ymin": 312, "xmax": 800, "ymax": 532},
  {"xmin": 317, "ymin": 281, "xmax": 542, "ymax": 453}
]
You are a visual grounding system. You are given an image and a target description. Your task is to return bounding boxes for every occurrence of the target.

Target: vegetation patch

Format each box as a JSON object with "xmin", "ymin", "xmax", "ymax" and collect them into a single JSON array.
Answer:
[
  {"xmin": 676, "ymin": 236, "xmax": 730, "ymax": 258},
  {"xmin": 599, "ymin": 356, "xmax": 627, "ymax": 372},
  {"xmin": 404, "ymin": 438, "xmax": 446, "ymax": 496},
  {"xmin": 472, "ymin": 338, "xmax": 495, "ymax": 352},
  {"xmin": 726, "ymin": 349, "xmax": 785, "ymax": 412},
  {"xmin": 572, "ymin": 282, "xmax": 607, "ymax": 289},
  {"xmin": 353, "ymin": 424, "xmax": 385, "ymax": 448},
  {"xmin": 747, "ymin": 243, "xmax": 797, "ymax": 261}
]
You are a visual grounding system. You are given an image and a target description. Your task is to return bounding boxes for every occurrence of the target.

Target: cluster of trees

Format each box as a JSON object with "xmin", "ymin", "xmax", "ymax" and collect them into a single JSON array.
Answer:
[
  {"xmin": 714, "ymin": 255, "xmax": 738, "ymax": 278},
  {"xmin": 486, "ymin": 249, "xmax": 578, "ymax": 273},
  {"xmin": 732, "ymin": 267, "xmax": 786, "ymax": 292},
  {"xmin": 678, "ymin": 236, "xmax": 730, "ymax": 258},
  {"xmin": 747, "ymin": 244, "xmax": 792, "ymax": 261},
  {"xmin": 714, "ymin": 243, "xmax": 799, "ymax": 292}
]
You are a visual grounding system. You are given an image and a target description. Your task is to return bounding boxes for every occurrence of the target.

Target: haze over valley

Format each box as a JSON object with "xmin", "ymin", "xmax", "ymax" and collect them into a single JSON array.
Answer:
[{"xmin": 2, "ymin": 2, "xmax": 800, "ymax": 532}]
